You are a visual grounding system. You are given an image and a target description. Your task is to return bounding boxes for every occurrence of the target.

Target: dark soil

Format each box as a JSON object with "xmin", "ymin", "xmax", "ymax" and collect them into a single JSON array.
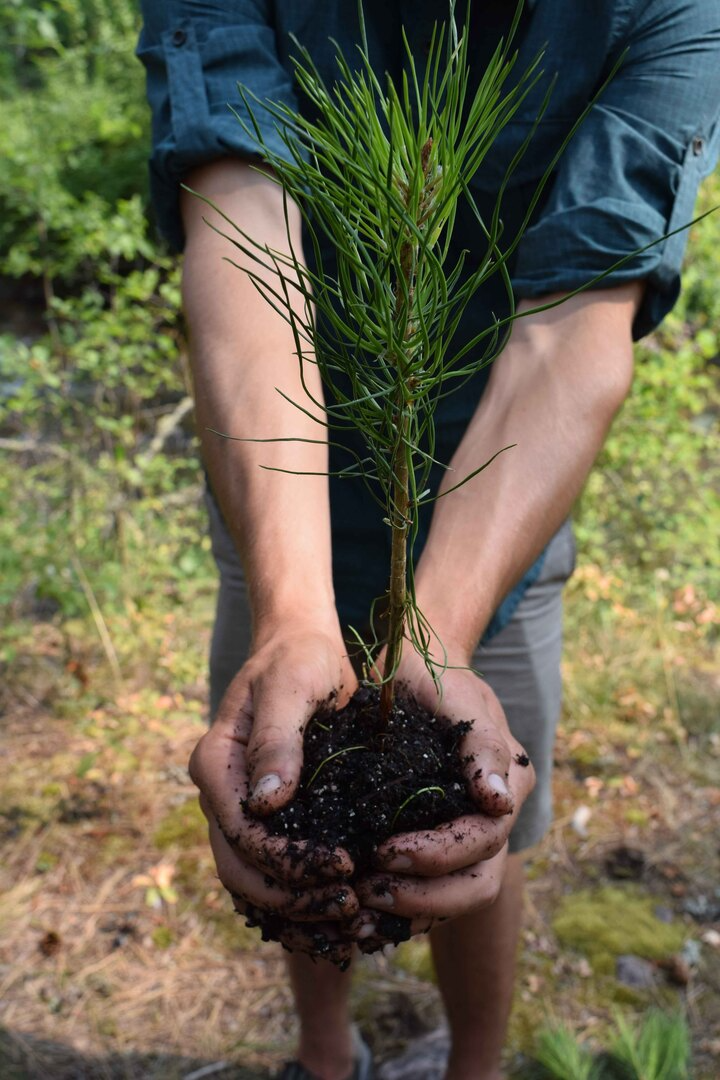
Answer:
[{"xmin": 242, "ymin": 683, "xmax": 478, "ymax": 959}]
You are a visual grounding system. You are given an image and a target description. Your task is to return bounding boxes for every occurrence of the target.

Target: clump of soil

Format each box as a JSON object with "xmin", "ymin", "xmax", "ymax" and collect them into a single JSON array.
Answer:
[{"xmin": 242, "ymin": 683, "xmax": 478, "ymax": 957}]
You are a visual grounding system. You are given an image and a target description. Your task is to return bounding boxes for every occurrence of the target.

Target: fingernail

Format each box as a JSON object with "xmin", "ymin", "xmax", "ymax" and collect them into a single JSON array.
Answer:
[
  {"xmin": 488, "ymin": 773, "xmax": 509, "ymax": 796},
  {"xmin": 385, "ymin": 854, "xmax": 412, "ymax": 871},
  {"xmin": 250, "ymin": 773, "xmax": 283, "ymax": 801},
  {"xmin": 372, "ymin": 891, "xmax": 395, "ymax": 909},
  {"xmin": 357, "ymin": 922, "xmax": 377, "ymax": 940}
]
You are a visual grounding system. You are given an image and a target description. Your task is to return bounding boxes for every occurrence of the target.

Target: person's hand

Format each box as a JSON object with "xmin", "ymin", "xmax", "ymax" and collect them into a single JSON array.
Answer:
[
  {"xmin": 351, "ymin": 645, "xmax": 535, "ymax": 947},
  {"xmin": 189, "ymin": 621, "xmax": 360, "ymax": 963}
]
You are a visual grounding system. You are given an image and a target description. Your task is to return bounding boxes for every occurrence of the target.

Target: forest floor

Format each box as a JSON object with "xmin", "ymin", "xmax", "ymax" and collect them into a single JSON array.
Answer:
[{"xmin": 1, "ymin": 538, "xmax": 719, "ymax": 1079}]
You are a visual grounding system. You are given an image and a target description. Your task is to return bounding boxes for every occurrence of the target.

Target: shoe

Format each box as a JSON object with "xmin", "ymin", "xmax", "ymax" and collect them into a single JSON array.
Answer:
[{"xmin": 277, "ymin": 1026, "xmax": 374, "ymax": 1080}]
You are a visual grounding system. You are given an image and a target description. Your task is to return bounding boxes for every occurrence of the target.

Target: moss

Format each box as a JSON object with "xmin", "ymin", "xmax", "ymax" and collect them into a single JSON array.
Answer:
[
  {"xmin": 174, "ymin": 851, "xmax": 205, "ymax": 891},
  {"xmin": 207, "ymin": 907, "xmax": 263, "ymax": 952},
  {"xmin": 40, "ymin": 782, "xmax": 64, "ymax": 799},
  {"xmin": 392, "ymin": 938, "xmax": 436, "ymax": 983},
  {"xmin": 35, "ymin": 850, "xmax": 59, "ymax": 873},
  {"xmin": 199, "ymin": 902, "xmax": 264, "ymax": 954},
  {"xmin": 96, "ymin": 833, "xmax": 136, "ymax": 867},
  {"xmin": 525, "ymin": 855, "xmax": 550, "ymax": 881},
  {"xmin": 552, "ymin": 887, "xmax": 686, "ymax": 974},
  {"xmin": 153, "ymin": 797, "xmax": 207, "ymax": 850},
  {"xmin": 151, "ymin": 925, "xmax": 174, "ymax": 949},
  {"xmin": 611, "ymin": 983, "xmax": 651, "ymax": 1006},
  {"xmin": 95, "ymin": 1016, "xmax": 118, "ymax": 1037},
  {"xmin": 567, "ymin": 741, "xmax": 609, "ymax": 770}
]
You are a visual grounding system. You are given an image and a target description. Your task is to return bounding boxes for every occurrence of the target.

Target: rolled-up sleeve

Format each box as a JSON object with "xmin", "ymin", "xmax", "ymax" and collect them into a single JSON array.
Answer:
[
  {"xmin": 137, "ymin": 0, "xmax": 301, "ymax": 251},
  {"xmin": 513, "ymin": 0, "xmax": 720, "ymax": 338}
]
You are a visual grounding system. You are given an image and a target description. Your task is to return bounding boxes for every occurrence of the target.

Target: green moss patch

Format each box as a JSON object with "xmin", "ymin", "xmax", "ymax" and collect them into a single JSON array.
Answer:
[
  {"xmin": 151, "ymin": 925, "xmax": 175, "ymax": 949},
  {"xmin": 207, "ymin": 908, "xmax": 264, "ymax": 953},
  {"xmin": 552, "ymin": 886, "xmax": 686, "ymax": 975},
  {"xmin": 153, "ymin": 797, "xmax": 207, "ymax": 851},
  {"xmin": 392, "ymin": 939, "xmax": 436, "ymax": 983}
]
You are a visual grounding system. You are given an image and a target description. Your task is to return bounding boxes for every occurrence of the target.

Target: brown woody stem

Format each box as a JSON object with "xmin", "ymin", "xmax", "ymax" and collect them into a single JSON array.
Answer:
[
  {"xmin": 379, "ymin": 401, "xmax": 411, "ymax": 721},
  {"xmin": 379, "ymin": 139, "xmax": 435, "ymax": 721}
]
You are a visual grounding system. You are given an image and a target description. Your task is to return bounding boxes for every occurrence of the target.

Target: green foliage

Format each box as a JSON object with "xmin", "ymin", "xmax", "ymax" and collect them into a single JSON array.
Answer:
[
  {"xmin": 524, "ymin": 1012, "xmax": 691, "ymax": 1080},
  {"xmin": 392, "ymin": 937, "xmax": 436, "ymax": 982},
  {"xmin": 0, "ymin": 455, "xmax": 212, "ymax": 619},
  {"xmin": 0, "ymin": 0, "xmax": 149, "ymax": 284},
  {"xmin": 576, "ymin": 175, "xmax": 720, "ymax": 600},
  {"xmin": 1, "ymin": 257, "xmax": 183, "ymax": 444},
  {"xmin": 154, "ymin": 798, "xmax": 208, "ymax": 852},
  {"xmin": 611, "ymin": 1011, "xmax": 690, "ymax": 1080},
  {"xmin": 0, "ymin": 2, "xmax": 197, "ymax": 620},
  {"xmin": 0, "ymin": 244, "xmax": 195, "ymax": 618},
  {"xmin": 532, "ymin": 1024, "xmax": 596, "ymax": 1080}
]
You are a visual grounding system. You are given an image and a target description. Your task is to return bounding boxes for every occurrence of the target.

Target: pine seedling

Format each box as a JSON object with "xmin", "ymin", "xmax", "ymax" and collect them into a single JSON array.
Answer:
[
  {"xmin": 197, "ymin": 2, "xmax": 582, "ymax": 719},
  {"xmin": 610, "ymin": 1010, "xmax": 690, "ymax": 1080},
  {"xmin": 532, "ymin": 1023, "xmax": 597, "ymax": 1080}
]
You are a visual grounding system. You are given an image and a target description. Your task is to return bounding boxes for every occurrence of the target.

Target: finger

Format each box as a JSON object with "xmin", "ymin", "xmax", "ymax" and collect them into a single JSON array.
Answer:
[
  {"xmin": 356, "ymin": 847, "xmax": 506, "ymax": 920},
  {"xmin": 198, "ymin": 791, "xmax": 354, "ymax": 882},
  {"xmin": 374, "ymin": 813, "xmax": 509, "ymax": 876},
  {"xmin": 244, "ymin": 675, "xmax": 320, "ymax": 815},
  {"xmin": 349, "ymin": 910, "xmax": 435, "ymax": 954},
  {"xmin": 234, "ymin": 899, "xmax": 354, "ymax": 969},
  {"xmin": 277, "ymin": 924, "xmax": 353, "ymax": 969},
  {"xmin": 509, "ymin": 747, "xmax": 536, "ymax": 806},
  {"xmin": 232, "ymin": 817, "xmax": 354, "ymax": 883},
  {"xmin": 209, "ymin": 818, "xmax": 358, "ymax": 921},
  {"xmin": 461, "ymin": 723, "xmax": 516, "ymax": 816},
  {"xmin": 188, "ymin": 675, "xmax": 255, "ymax": 837}
]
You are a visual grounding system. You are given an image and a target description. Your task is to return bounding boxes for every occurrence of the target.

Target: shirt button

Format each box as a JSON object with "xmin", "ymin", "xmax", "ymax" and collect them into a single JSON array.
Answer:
[
  {"xmin": 692, "ymin": 136, "xmax": 705, "ymax": 156},
  {"xmin": 171, "ymin": 28, "xmax": 187, "ymax": 47}
]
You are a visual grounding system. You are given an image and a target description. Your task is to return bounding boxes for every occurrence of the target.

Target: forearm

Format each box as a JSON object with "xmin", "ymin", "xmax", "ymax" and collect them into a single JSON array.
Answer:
[
  {"xmin": 414, "ymin": 284, "xmax": 642, "ymax": 659},
  {"xmin": 181, "ymin": 160, "xmax": 337, "ymax": 640}
]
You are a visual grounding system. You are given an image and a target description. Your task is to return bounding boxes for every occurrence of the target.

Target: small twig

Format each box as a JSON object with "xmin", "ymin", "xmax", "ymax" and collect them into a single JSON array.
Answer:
[
  {"xmin": 153, "ymin": 483, "xmax": 204, "ymax": 509},
  {"xmin": 70, "ymin": 555, "xmax": 123, "ymax": 687},
  {"xmin": 138, "ymin": 395, "xmax": 194, "ymax": 465},
  {"xmin": 0, "ymin": 436, "xmax": 72, "ymax": 459}
]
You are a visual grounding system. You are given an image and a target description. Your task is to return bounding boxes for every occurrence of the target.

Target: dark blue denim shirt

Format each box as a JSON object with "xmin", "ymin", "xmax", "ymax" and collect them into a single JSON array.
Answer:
[{"xmin": 137, "ymin": 1, "xmax": 720, "ymax": 636}]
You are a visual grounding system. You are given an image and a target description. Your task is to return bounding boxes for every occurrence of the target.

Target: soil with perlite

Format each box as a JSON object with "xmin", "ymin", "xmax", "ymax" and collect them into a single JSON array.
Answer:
[{"xmin": 241, "ymin": 683, "xmax": 525, "ymax": 958}]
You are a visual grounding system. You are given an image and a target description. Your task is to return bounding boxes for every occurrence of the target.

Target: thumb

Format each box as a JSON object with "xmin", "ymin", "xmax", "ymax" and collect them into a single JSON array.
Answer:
[
  {"xmin": 245, "ymin": 676, "xmax": 313, "ymax": 816},
  {"xmin": 464, "ymin": 728, "xmax": 516, "ymax": 817}
]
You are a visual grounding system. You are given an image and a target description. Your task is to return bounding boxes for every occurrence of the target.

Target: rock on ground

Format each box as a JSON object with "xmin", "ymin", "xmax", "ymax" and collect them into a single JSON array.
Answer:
[{"xmin": 377, "ymin": 1027, "xmax": 450, "ymax": 1080}]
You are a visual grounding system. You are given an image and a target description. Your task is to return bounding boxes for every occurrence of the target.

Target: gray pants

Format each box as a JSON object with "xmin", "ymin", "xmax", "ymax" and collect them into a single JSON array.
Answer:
[{"xmin": 205, "ymin": 488, "xmax": 576, "ymax": 854}]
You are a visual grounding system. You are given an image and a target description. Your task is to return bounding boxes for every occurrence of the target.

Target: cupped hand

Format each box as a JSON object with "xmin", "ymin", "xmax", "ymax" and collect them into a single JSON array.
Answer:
[
  {"xmin": 353, "ymin": 645, "xmax": 535, "ymax": 936},
  {"xmin": 188, "ymin": 621, "xmax": 360, "ymax": 947}
]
